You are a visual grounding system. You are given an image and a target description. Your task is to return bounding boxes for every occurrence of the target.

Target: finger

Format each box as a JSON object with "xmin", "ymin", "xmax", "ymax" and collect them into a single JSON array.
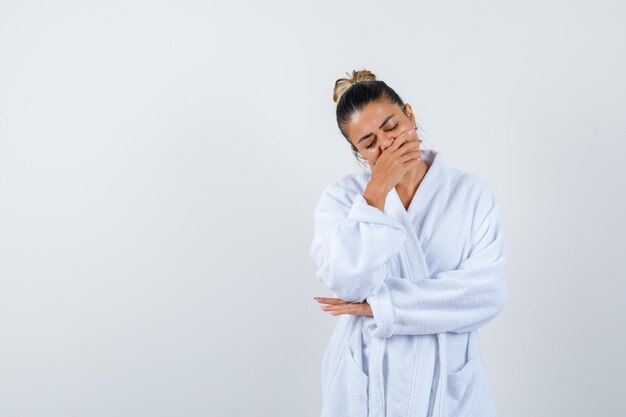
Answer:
[
  {"xmin": 394, "ymin": 126, "xmax": 417, "ymax": 140},
  {"xmin": 397, "ymin": 140, "xmax": 420, "ymax": 156},
  {"xmin": 397, "ymin": 128, "xmax": 419, "ymax": 145},
  {"xmin": 399, "ymin": 144, "xmax": 422, "ymax": 159},
  {"xmin": 398, "ymin": 126, "xmax": 418, "ymax": 140},
  {"xmin": 388, "ymin": 128, "xmax": 417, "ymax": 152},
  {"xmin": 323, "ymin": 303, "xmax": 360, "ymax": 315},
  {"xmin": 315, "ymin": 297, "xmax": 347, "ymax": 305},
  {"xmin": 320, "ymin": 302, "xmax": 354, "ymax": 311},
  {"xmin": 401, "ymin": 157, "xmax": 422, "ymax": 170},
  {"xmin": 400, "ymin": 149, "xmax": 423, "ymax": 163},
  {"xmin": 387, "ymin": 132, "xmax": 409, "ymax": 152},
  {"xmin": 394, "ymin": 145, "xmax": 421, "ymax": 164},
  {"xmin": 328, "ymin": 303, "xmax": 370, "ymax": 316}
]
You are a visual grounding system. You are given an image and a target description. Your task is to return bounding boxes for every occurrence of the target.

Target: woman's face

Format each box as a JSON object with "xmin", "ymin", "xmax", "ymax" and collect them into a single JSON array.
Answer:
[{"xmin": 345, "ymin": 100, "xmax": 418, "ymax": 166}]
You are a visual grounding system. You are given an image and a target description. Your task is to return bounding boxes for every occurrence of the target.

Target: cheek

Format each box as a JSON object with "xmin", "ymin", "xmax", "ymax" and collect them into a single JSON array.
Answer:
[{"xmin": 366, "ymin": 150, "xmax": 381, "ymax": 164}]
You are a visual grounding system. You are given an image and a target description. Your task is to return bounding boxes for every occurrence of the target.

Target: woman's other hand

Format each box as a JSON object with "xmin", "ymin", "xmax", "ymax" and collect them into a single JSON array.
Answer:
[{"xmin": 313, "ymin": 297, "xmax": 373, "ymax": 317}]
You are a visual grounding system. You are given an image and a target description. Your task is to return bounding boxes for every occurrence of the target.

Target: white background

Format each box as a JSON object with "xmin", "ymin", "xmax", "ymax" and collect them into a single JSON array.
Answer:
[{"xmin": 1, "ymin": 1, "xmax": 624, "ymax": 416}]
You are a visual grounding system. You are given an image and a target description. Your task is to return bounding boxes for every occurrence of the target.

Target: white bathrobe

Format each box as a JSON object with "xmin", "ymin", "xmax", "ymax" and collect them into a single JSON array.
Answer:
[{"xmin": 309, "ymin": 148, "xmax": 507, "ymax": 417}]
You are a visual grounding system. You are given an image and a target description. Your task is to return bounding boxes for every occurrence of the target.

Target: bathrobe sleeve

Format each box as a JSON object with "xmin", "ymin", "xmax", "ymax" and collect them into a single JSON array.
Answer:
[
  {"xmin": 309, "ymin": 182, "xmax": 408, "ymax": 303},
  {"xmin": 365, "ymin": 189, "xmax": 508, "ymax": 337}
]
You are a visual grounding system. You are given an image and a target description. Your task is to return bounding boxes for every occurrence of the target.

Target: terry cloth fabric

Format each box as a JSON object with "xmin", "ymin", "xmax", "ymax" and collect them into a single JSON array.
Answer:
[{"xmin": 310, "ymin": 148, "xmax": 507, "ymax": 417}]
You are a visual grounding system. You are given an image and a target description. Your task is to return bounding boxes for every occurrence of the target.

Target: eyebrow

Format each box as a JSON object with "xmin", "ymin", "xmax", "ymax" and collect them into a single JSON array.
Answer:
[{"xmin": 357, "ymin": 113, "xmax": 395, "ymax": 144}]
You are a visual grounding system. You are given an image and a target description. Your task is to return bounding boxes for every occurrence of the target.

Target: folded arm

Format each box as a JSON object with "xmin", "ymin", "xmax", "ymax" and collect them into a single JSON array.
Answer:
[
  {"xmin": 365, "ymin": 194, "xmax": 508, "ymax": 337},
  {"xmin": 309, "ymin": 185, "xmax": 407, "ymax": 303}
]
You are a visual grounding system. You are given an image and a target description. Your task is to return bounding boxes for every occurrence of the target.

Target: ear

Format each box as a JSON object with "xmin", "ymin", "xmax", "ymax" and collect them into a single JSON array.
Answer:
[{"xmin": 404, "ymin": 102, "xmax": 415, "ymax": 121}]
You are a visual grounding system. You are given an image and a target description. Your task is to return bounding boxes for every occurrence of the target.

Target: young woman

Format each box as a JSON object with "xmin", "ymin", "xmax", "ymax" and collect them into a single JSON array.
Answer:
[{"xmin": 309, "ymin": 69, "xmax": 508, "ymax": 417}]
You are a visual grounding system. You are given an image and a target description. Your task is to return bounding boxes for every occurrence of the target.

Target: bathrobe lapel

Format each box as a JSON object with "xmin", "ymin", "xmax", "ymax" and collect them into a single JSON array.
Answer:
[
  {"xmin": 385, "ymin": 148, "xmax": 452, "ymax": 283},
  {"xmin": 373, "ymin": 149, "xmax": 454, "ymax": 417}
]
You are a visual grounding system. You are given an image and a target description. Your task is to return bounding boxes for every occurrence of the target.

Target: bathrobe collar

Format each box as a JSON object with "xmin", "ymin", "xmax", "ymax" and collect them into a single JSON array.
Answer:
[
  {"xmin": 367, "ymin": 148, "xmax": 454, "ymax": 417},
  {"xmin": 385, "ymin": 148, "xmax": 454, "ymax": 284},
  {"xmin": 386, "ymin": 148, "xmax": 451, "ymax": 223}
]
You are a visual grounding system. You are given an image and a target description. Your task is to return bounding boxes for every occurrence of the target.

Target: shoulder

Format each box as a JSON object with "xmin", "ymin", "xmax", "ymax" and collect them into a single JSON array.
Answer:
[
  {"xmin": 447, "ymin": 166, "xmax": 491, "ymax": 196},
  {"xmin": 314, "ymin": 171, "xmax": 370, "ymax": 214},
  {"xmin": 447, "ymin": 165, "xmax": 497, "ymax": 201},
  {"xmin": 445, "ymin": 166, "xmax": 502, "ymax": 223},
  {"xmin": 321, "ymin": 171, "xmax": 370, "ymax": 201}
]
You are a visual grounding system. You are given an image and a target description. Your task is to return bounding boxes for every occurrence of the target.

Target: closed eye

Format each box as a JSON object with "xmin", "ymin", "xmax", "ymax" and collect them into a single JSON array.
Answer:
[{"xmin": 366, "ymin": 123, "xmax": 398, "ymax": 149}]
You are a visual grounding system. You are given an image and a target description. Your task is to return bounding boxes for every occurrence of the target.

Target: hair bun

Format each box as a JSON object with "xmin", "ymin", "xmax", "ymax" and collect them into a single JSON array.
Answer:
[{"xmin": 333, "ymin": 69, "xmax": 378, "ymax": 104}]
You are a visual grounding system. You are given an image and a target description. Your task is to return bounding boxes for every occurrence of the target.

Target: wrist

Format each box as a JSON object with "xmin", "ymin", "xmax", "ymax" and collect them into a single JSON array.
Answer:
[{"xmin": 364, "ymin": 181, "xmax": 388, "ymax": 210}]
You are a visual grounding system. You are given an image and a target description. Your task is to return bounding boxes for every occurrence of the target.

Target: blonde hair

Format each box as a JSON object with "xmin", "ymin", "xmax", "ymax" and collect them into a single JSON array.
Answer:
[{"xmin": 332, "ymin": 69, "xmax": 378, "ymax": 105}]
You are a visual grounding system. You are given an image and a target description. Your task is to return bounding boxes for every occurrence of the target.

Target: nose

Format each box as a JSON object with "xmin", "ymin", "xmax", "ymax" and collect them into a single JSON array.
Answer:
[{"xmin": 380, "ymin": 134, "xmax": 395, "ymax": 151}]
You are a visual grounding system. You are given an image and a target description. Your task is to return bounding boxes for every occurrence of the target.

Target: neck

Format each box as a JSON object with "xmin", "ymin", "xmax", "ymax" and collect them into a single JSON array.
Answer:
[{"xmin": 396, "ymin": 158, "xmax": 429, "ymax": 194}]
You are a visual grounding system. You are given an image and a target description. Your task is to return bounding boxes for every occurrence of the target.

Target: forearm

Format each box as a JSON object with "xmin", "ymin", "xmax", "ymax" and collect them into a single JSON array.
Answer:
[
  {"xmin": 366, "ymin": 269, "xmax": 507, "ymax": 337},
  {"xmin": 310, "ymin": 188, "xmax": 406, "ymax": 303}
]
